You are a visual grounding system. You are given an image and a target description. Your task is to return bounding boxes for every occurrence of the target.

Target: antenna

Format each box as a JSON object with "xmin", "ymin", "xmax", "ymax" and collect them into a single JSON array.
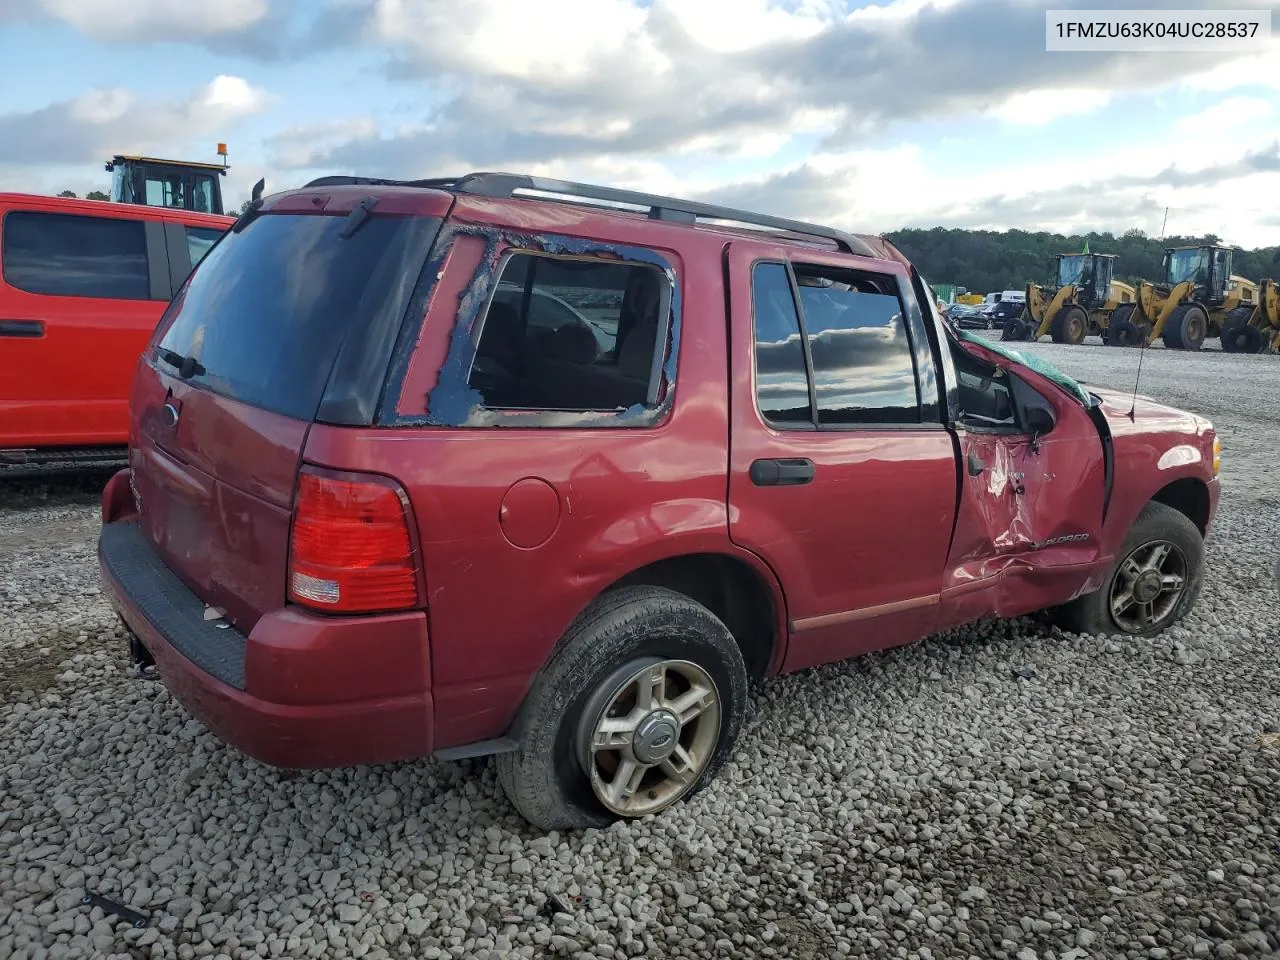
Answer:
[
  {"xmin": 1128, "ymin": 331, "xmax": 1147, "ymax": 422},
  {"xmin": 1159, "ymin": 206, "xmax": 1169, "ymax": 241}
]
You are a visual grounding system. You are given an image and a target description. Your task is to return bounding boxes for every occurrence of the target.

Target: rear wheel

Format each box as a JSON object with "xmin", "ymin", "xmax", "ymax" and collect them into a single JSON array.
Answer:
[
  {"xmin": 1220, "ymin": 307, "xmax": 1262, "ymax": 353},
  {"xmin": 496, "ymin": 586, "xmax": 748, "ymax": 830},
  {"xmin": 1001, "ymin": 316, "xmax": 1027, "ymax": 341},
  {"xmin": 1107, "ymin": 304, "xmax": 1148, "ymax": 347},
  {"xmin": 1162, "ymin": 303, "xmax": 1207, "ymax": 351},
  {"xmin": 1052, "ymin": 501, "xmax": 1204, "ymax": 638},
  {"xmin": 1050, "ymin": 305, "xmax": 1088, "ymax": 345}
]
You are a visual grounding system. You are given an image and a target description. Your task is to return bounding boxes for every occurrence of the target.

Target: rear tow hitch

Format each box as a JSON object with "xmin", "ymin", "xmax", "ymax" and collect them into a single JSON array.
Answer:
[{"xmin": 129, "ymin": 634, "xmax": 158, "ymax": 681}]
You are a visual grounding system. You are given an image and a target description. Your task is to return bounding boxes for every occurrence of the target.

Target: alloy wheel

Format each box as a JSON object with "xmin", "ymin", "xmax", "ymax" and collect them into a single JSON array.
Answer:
[
  {"xmin": 577, "ymin": 658, "xmax": 721, "ymax": 817},
  {"xmin": 1109, "ymin": 540, "xmax": 1188, "ymax": 632}
]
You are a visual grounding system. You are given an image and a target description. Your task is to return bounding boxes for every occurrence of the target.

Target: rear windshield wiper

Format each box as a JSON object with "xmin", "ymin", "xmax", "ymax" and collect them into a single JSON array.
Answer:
[
  {"xmin": 339, "ymin": 196, "xmax": 379, "ymax": 239},
  {"xmin": 156, "ymin": 347, "xmax": 205, "ymax": 380}
]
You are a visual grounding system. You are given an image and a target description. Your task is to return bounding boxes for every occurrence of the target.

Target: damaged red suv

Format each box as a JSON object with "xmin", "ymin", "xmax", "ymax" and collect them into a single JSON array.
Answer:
[{"xmin": 99, "ymin": 174, "xmax": 1219, "ymax": 830}]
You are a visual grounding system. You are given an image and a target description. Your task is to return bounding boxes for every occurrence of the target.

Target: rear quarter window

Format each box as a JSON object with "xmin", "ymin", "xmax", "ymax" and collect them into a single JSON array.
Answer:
[
  {"xmin": 464, "ymin": 251, "xmax": 672, "ymax": 415},
  {"xmin": 2, "ymin": 210, "xmax": 150, "ymax": 299}
]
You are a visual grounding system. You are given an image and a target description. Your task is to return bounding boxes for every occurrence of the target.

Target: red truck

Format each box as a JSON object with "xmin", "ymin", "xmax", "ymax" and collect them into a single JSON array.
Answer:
[
  {"xmin": 98, "ymin": 174, "xmax": 1219, "ymax": 830},
  {"xmin": 0, "ymin": 192, "xmax": 231, "ymax": 465}
]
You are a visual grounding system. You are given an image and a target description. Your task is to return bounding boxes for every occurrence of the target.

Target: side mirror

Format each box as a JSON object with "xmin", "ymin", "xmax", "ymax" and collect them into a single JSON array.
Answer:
[{"xmin": 1025, "ymin": 406, "xmax": 1055, "ymax": 437}]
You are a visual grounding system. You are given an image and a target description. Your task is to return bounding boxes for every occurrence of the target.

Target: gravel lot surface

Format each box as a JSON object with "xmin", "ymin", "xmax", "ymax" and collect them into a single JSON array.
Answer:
[{"xmin": 2, "ymin": 341, "xmax": 1277, "ymax": 960}]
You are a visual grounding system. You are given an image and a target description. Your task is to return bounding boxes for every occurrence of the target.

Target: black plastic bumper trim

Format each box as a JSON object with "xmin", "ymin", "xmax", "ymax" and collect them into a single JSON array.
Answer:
[{"xmin": 99, "ymin": 520, "xmax": 247, "ymax": 690}]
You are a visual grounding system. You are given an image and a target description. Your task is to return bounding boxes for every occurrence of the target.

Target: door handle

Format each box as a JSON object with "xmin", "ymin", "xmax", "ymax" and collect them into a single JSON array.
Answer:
[
  {"xmin": 0, "ymin": 319, "xmax": 44, "ymax": 338},
  {"xmin": 750, "ymin": 458, "xmax": 815, "ymax": 486}
]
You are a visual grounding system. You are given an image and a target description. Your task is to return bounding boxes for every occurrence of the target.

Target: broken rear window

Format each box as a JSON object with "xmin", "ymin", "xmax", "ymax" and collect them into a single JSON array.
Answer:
[{"xmin": 466, "ymin": 252, "xmax": 671, "ymax": 413}]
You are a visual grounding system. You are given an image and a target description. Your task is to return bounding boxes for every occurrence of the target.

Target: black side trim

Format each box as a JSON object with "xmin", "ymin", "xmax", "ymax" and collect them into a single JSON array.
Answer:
[
  {"xmin": 99, "ymin": 521, "xmax": 247, "ymax": 690},
  {"xmin": 0, "ymin": 319, "xmax": 44, "ymax": 337},
  {"xmin": 1088, "ymin": 403, "xmax": 1116, "ymax": 524},
  {"xmin": 162, "ymin": 221, "xmax": 193, "ymax": 294},
  {"xmin": 433, "ymin": 737, "xmax": 518, "ymax": 761},
  {"xmin": 143, "ymin": 220, "xmax": 171, "ymax": 300}
]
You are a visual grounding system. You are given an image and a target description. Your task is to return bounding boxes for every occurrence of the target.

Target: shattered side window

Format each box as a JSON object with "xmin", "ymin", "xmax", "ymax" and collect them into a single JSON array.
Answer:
[
  {"xmin": 952, "ymin": 326, "xmax": 1093, "ymax": 408},
  {"xmin": 466, "ymin": 252, "xmax": 670, "ymax": 413}
]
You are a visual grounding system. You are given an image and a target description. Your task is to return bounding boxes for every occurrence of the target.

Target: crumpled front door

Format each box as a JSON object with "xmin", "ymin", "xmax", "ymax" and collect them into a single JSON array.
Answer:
[{"xmin": 940, "ymin": 415, "xmax": 1107, "ymax": 629}]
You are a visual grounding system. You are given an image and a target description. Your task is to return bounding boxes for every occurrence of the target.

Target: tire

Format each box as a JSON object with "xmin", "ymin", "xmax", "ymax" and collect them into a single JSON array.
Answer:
[
  {"xmin": 496, "ymin": 586, "xmax": 749, "ymax": 830},
  {"xmin": 1107, "ymin": 304, "xmax": 1147, "ymax": 347},
  {"xmin": 1052, "ymin": 501, "xmax": 1205, "ymax": 638},
  {"xmin": 1162, "ymin": 303, "xmax": 1207, "ymax": 351},
  {"xmin": 1220, "ymin": 308, "xmax": 1262, "ymax": 353},
  {"xmin": 1050, "ymin": 305, "xmax": 1088, "ymax": 345},
  {"xmin": 1000, "ymin": 316, "xmax": 1026, "ymax": 341}
]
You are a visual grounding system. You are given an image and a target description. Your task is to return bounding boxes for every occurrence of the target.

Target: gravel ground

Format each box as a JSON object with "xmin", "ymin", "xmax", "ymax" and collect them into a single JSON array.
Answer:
[{"xmin": 2, "ymin": 341, "xmax": 1278, "ymax": 960}]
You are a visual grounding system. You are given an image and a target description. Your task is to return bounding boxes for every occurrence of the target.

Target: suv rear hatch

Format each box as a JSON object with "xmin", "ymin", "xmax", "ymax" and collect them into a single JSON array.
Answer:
[{"xmin": 127, "ymin": 192, "xmax": 445, "ymax": 634}]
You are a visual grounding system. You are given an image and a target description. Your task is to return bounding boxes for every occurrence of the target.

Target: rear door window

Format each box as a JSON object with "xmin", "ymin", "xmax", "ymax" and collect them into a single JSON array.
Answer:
[
  {"xmin": 750, "ymin": 259, "xmax": 927, "ymax": 428},
  {"xmin": 2, "ymin": 210, "xmax": 150, "ymax": 299},
  {"xmin": 152, "ymin": 212, "xmax": 437, "ymax": 422},
  {"xmin": 792, "ymin": 263, "xmax": 922, "ymax": 425}
]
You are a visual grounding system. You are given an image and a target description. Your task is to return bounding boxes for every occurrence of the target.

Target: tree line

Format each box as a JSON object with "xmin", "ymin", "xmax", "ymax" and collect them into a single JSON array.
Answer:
[
  {"xmin": 886, "ymin": 226, "xmax": 1280, "ymax": 294},
  {"xmin": 57, "ymin": 189, "xmax": 111, "ymax": 201}
]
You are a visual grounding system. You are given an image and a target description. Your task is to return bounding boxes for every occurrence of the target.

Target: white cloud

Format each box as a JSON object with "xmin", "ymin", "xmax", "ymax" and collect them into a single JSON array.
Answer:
[
  {"xmin": 372, "ymin": 0, "xmax": 663, "ymax": 81},
  {"xmin": 989, "ymin": 88, "xmax": 1112, "ymax": 125},
  {"xmin": 266, "ymin": 118, "xmax": 381, "ymax": 169},
  {"xmin": 1176, "ymin": 95, "xmax": 1273, "ymax": 132},
  {"xmin": 38, "ymin": 0, "xmax": 270, "ymax": 41},
  {"xmin": 697, "ymin": 128, "xmax": 1280, "ymax": 248},
  {"xmin": 0, "ymin": 76, "xmax": 271, "ymax": 167},
  {"xmin": 5, "ymin": 0, "xmax": 1279, "ymax": 248},
  {"xmin": 662, "ymin": 0, "xmax": 834, "ymax": 52},
  {"xmin": 197, "ymin": 75, "xmax": 271, "ymax": 114},
  {"xmin": 1179, "ymin": 49, "xmax": 1280, "ymax": 93}
]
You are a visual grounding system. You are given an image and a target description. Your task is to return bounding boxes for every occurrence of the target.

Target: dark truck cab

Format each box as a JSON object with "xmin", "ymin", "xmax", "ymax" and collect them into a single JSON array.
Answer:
[{"xmin": 99, "ymin": 174, "xmax": 1219, "ymax": 830}]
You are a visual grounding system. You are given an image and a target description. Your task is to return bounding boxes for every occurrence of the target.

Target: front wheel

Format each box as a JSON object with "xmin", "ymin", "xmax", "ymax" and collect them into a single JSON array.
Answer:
[
  {"xmin": 1162, "ymin": 303, "xmax": 1207, "ymax": 351},
  {"xmin": 1052, "ymin": 501, "xmax": 1205, "ymax": 638},
  {"xmin": 1050, "ymin": 305, "xmax": 1088, "ymax": 345},
  {"xmin": 496, "ymin": 586, "xmax": 748, "ymax": 830}
]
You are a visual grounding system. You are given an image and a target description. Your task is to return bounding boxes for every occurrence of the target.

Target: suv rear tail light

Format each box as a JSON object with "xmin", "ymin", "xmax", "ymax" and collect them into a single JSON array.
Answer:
[{"xmin": 288, "ymin": 468, "xmax": 419, "ymax": 614}]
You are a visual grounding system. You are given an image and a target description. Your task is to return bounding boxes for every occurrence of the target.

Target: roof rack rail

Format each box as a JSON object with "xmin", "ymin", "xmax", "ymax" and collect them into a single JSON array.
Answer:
[{"xmin": 302, "ymin": 171, "xmax": 876, "ymax": 257}]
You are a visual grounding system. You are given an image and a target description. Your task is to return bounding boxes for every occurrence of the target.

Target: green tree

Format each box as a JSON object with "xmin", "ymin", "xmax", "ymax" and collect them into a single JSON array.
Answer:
[
  {"xmin": 86, "ymin": 190, "xmax": 109, "ymax": 201},
  {"xmin": 885, "ymin": 226, "xmax": 1279, "ymax": 290},
  {"xmin": 57, "ymin": 189, "xmax": 76, "ymax": 198}
]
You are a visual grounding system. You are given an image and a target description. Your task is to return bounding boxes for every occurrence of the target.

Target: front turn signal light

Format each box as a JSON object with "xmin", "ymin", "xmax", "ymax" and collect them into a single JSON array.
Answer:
[{"xmin": 1212, "ymin": 436, "xmax": 1221, "ymax": 477}]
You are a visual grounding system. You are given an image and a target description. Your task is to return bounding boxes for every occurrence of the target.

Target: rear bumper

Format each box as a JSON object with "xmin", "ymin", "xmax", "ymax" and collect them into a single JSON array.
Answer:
[{"xmin": 98, "ymin": 516, "xmax": 433, "ymax": 769}]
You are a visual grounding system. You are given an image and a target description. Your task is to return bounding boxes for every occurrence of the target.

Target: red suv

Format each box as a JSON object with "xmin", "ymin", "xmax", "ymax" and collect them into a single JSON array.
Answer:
[
  {"xmin": 0, "ymin": 193, "xmax": 231, "ymax": 465},
  {"xmin": 98, "ymin": 174, "xmax": 1219, "ymax": 830}
]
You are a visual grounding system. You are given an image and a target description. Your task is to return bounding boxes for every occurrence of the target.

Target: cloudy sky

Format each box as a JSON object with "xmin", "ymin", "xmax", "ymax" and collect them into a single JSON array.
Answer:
[{"xmin": 1, "ymin": 0, "xmax": 1278, "ymax": 246}]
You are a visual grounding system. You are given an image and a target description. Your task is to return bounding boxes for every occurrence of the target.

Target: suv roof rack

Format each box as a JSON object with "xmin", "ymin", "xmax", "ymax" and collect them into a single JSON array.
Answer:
[{"xmin": 303, "ymin": 171, "xmax": 877, "ymax": 257}]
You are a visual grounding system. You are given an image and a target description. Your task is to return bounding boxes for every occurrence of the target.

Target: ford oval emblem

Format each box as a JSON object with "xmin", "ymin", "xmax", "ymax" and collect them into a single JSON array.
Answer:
[{"xmin": 162, "ymin": 403, "xmax": 180, "ymax": 429}]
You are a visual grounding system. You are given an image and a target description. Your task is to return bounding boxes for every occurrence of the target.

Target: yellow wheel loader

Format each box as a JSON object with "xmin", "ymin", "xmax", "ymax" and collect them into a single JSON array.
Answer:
[
  {"xmin": 1220, "ymin": 277, "xmax": 1280, "ymax": 353},
  {"xmin": 1106, "ymin": 243, "xmax": 1259, "ymax": 351},
  {"xmin": 1006, "ymin": 252, "xmax": 1135, "ymax": 344}
]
